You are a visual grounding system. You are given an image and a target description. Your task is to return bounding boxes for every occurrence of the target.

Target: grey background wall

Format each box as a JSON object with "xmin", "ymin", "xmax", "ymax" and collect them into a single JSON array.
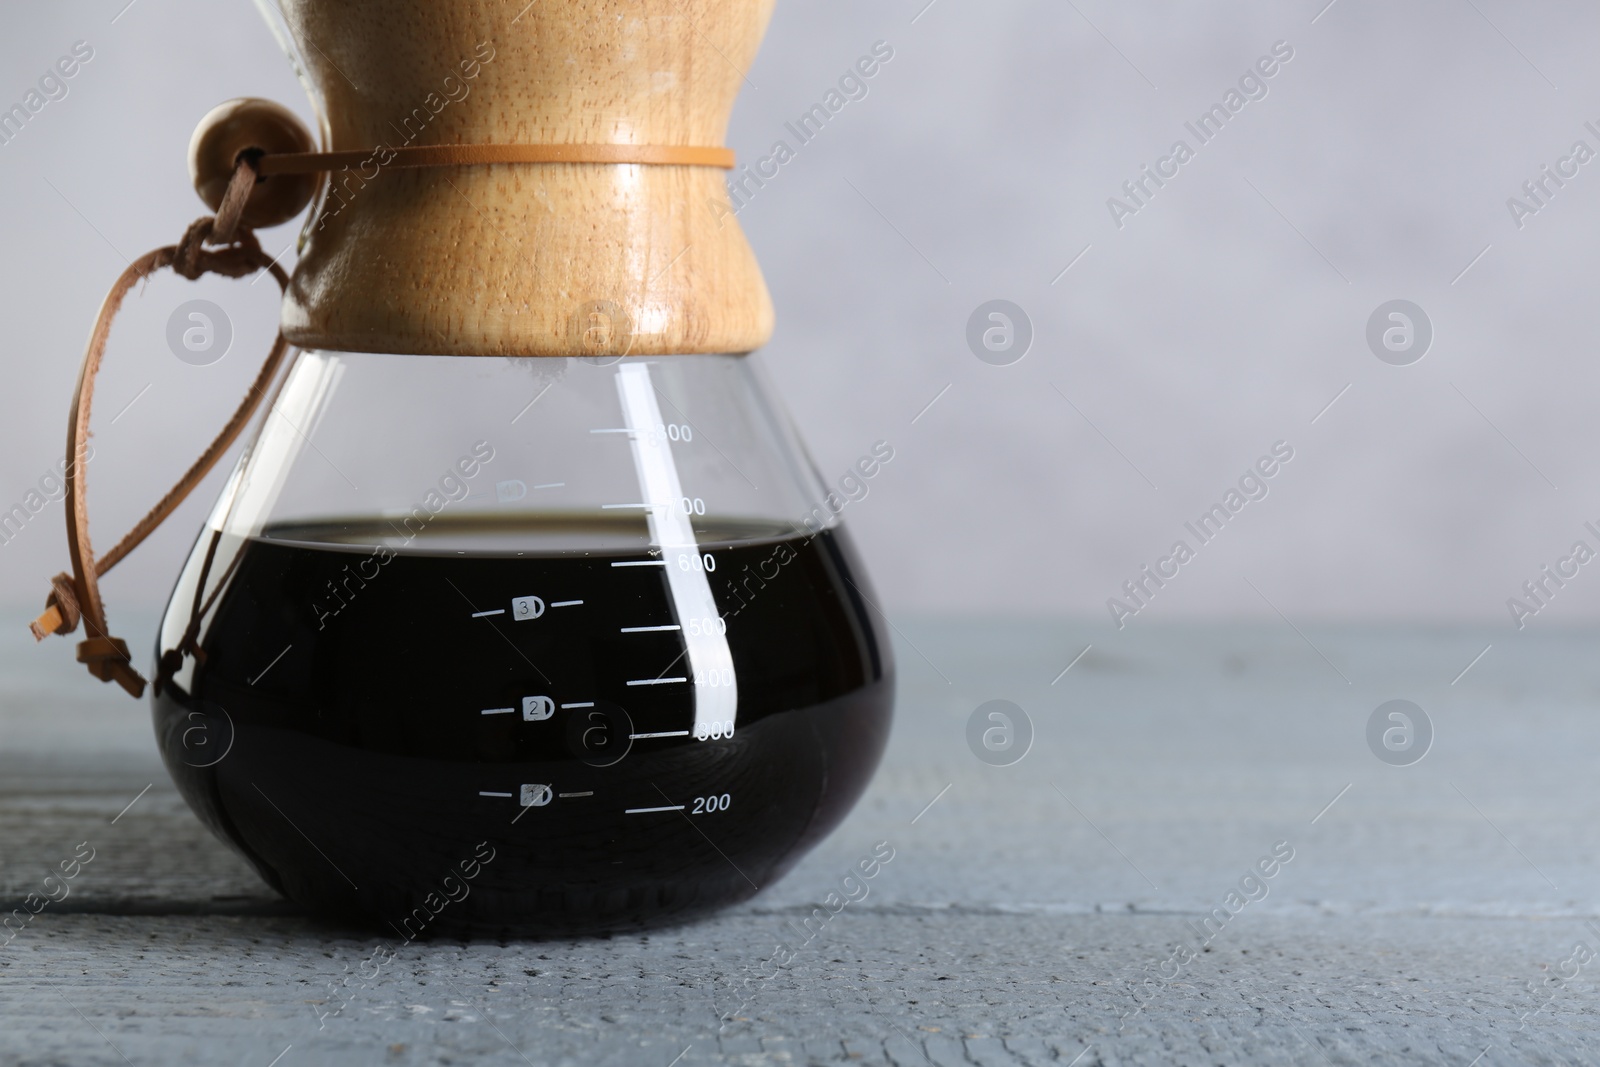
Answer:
[{"xmin": 2, "ymin": 0, "xmax": 1599, "ymax": 633}]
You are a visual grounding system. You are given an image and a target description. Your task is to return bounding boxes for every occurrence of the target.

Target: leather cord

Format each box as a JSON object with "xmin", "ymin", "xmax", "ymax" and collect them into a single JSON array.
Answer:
[
  {"xmin": 255, "ymin": 142, "xmax": 736, "ymax": 174},
  {"xmin": 33, "ymin": 140, "xmax": 731, "ymax": 699},
  {"xmin": 30, "ymin": 160, "xmax": 291, "ymax": 698}
]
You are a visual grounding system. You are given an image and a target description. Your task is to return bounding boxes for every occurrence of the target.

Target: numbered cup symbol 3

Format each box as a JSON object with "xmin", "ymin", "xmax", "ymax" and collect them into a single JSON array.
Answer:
[
  {"xmin": 966, "ymin": 300, "xmax": 1033, "ymax": 366},
  {"xmin": 967, "ymin": 699, "xmax": 1033, "ymax": 767},
  {"xmin": 519, "ymin": 784, "xmax": 553, "ymax": 808},
  {"xmin": 179, "ymin": 701, "xmax": 235, "ymax": 768},
  {"xmin": 167, "ymin": 299, "xmax": 233, "ymax": 366},
  {"xmin": 1366, "ymin": 699, "xmax": 1432, "ymax": 766},
  {"xmin": 512, "ymin": 596, "xmax": 545, "ymax": 621},
  {"xmin": 1366, "ymin": 300, "xmax": 1432, "ymax": 366}
]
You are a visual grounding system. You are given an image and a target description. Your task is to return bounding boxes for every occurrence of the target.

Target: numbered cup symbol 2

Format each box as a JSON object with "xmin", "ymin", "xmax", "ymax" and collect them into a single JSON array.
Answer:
[
  {"xmin": 966, "ymin": 699, "xmax": 1033, "ymax": 767},
  {"xmin": 512, "ymin": 596, "xmax": 545, "ymax": 621},
  {"xmin": 966, "ymin": 300, "xmax": 1033, "ymax": 366},
  {"xmin": 1366, "ymin": 699, "xmax": 1433, "ymax": 766},
  {"xmin": 519, "ymin": 784, "xmax": 553, "ymax": 808},
  {"xmin": 566, "ymin": 701, "xmax": 634, "ymax": 767},
  {"xmin": 522, "ymin": 695, "xmax": 554, "ymax": 721},
  {"xmin": 1366, "ymin": 300, "xmax": 1432, "ymax": 366},
  {"xmin": 166, "ymin": 299, "xmax": 233, "ymax": 366}
]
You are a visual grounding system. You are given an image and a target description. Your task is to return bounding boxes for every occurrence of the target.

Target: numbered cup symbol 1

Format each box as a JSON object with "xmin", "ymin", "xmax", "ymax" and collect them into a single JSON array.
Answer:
[
  {"xmin": 521, "ymin": 695, "xmax": 554, "ymax": 722},
  {"xmin": 966, "ymin": 300, "xmax": 1033, "ymax": 366},
  {"xmin": 166, "ymin": 299, "xmax": 233, "ymax": 366},
  {"xmin": 1366, "ymin": 299, "xmax": 1432, "ymax": 366},
  {"xmin": 1366, "ymin": 699, "xmax": 1433, "ymax": 766},
  {"xmin": 966, "ymin": 699, "xmax": 1033, "ymax": 767},
  {"xmin": 519, "ymin": 784, "xmax": 553, "ymax": 808}
]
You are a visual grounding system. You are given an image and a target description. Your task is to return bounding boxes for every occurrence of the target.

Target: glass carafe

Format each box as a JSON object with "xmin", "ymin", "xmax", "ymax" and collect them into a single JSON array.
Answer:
[
  {"xmin": 124, "ymin": 0, "xmax": 898, "ymax": 935},
  {"xmin": 154, "ymin": 352, "xmax": 893, "ymax": 934}
]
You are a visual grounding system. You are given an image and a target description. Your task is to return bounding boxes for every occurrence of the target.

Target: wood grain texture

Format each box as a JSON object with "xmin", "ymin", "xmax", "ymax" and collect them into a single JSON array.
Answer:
[{"xmin": 274, "ymin": 0, "xmax": 775, "ymax": 357}]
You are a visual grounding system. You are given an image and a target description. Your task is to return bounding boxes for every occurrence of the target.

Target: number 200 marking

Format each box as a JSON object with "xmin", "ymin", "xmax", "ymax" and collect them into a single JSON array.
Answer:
[{"xmin": 692, "ymin": 793, "xmax": 731, "ymax": 814}]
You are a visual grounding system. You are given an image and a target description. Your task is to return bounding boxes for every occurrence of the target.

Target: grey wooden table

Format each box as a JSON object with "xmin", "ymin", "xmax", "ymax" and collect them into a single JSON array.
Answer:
[{"xmin": 2, "ymin": 613, "xmax": 1597, "ymax": 1065}]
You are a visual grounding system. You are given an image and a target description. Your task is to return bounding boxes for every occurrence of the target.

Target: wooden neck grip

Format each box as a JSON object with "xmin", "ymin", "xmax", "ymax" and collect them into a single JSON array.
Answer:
[{"xmin": 275, "ymin": 0, "xmax": 775, "ymax": 357}]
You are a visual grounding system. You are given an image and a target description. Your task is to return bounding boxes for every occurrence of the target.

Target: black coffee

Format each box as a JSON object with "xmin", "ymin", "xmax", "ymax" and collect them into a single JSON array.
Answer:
[{"xmin": 152, "ymin": 517, "xmax": 893, "ymax": 936}]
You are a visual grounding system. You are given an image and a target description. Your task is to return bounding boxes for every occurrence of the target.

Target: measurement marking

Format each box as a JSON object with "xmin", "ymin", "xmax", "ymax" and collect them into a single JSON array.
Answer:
[
  {"xmin": 510, "ymin": 382, "xmax": 553, "ymax": 424},
  {"xmin": 1050, "ymin": 643, "xmax": 1092, "ymax": 685},
  {"xmin": 471, "ymin": 608, "xmax": 505, "ymax": 618},
  {"xmin": 612, "ymin": 559, "xmax": 667, "ymax": 567},
  {"xmin": 550, "ymin": 599, "xmax": 583, "ymax": 608},
  {"xmin": 630, "ymin": 730, "xmax": 690, "ymax": 739},
  {"xmin": 558, "ymin": 791, "xmax": 594, "ymax": 798},
  {"xmin": 560, "ymin": 701, "xmax": 594, "ymax": 709},
  {"xmin": 1452, "ymin": 643, "xmax": 1493, "ymax": 685},
  {"xmin": 601, "ymin": 502, "xmax": 660, "ymax": 509},
  {"xmin": 249, "ymin": 643, "xmax": 293, "ymax": 686},
  {"xmin": 1311, "ymin": 783, "xmax": 1352, "ymax": 825},
  {"xmin": 533, "ymin": 482, "xmax": 564, "ymax": 489},
  {"xmin": 625, "ymin": 804, "xmax": 685, "ymax": 814},
  {"xmin": 621, "ymin": 624, "xmax": 681, "ymax": 632},
  {"xmin": 590, "ymin": 428, "xmax": 635, "ymax": 434},
  {"xmin": 911, "ymin": 782, "xmax": 952, "ymax": 825},
  {"xmin": 479, "ymin": 791, "xmax": 514, "ymax": 798},
  {"xmin": 627, "ymin": 676, "xmax": 688, "ymax": 686},
  {"xmin": 481, "ymin": 707, "xmax": 516, "ymax": 716},
  {"xmin": 111, "ymin": 783, "xmax": 152, "ymax": 824}
]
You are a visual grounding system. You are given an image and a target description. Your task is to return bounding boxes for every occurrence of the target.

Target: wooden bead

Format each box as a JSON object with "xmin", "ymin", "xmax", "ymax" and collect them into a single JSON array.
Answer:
[{"xmin": 188, "ymin": 98, "xmax": 317, "ymax": 229}]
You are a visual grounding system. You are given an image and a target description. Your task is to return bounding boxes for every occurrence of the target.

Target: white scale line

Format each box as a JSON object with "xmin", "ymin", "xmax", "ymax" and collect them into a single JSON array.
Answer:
[
  {"xmin": 560, "ymin": 701, "xmax": 594, "ymax": 709},
  {"xmin": 471, "ymin": 609, "xmax": 505, "ymax": 618},
  {"xmin": 533, "ymin": 482, "xmax": 565, "ymax": 489},
  {"xmin": 627, "ymin": 677, "xmax": 688, "ymax": 686},
  {"xmin": 601, "ymin": 503, "xmax": 662, "ymax": 509},
  {"xmin": 625, "ymin": 805, "xmax": 685, "ymax": 814},
  {"xmin": 550, "ymin": 600, "xmax": 583, "ymax": 608},
  {"xmin": 481, "ymin": 707, "xmax": 515, "ymax": 716},
  {"xmin": 590, "ymin": 428, "xmax": 635, "ymax": 434},
  {"xmin": 629, "ymin": 730, "xmax": 690, "ymax": 739},
  {"xmin": 612, "ymin": 560, "xmax": 666, "ymax": 567},
  {"xmin": 558, "ymin": 791, "xmax": 594, "ymax": 798},
  {"xmin": 621, "ymin": 624, "xmax": 681, "ymax": 632},
  {"xmin": 479, "ymin": 791, "xmax": 513, "ymax": 798}
]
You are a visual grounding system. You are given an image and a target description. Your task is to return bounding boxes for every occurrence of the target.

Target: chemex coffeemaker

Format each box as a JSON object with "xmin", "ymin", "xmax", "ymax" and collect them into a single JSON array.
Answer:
[{"xmin": 32, "ymin": 0, "xmax": 893, "ymax": 936}]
